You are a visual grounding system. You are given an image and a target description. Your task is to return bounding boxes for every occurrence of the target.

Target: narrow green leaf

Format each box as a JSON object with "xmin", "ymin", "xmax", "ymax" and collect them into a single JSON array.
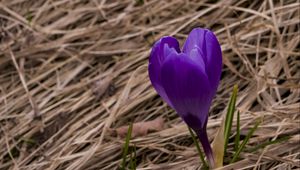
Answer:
[
  {"xmin": 135, "ymin": 0, "xmax": 144, "ymax": 5},
  {"xmin": 26, "ymin": 12, "xmax": 34, "ymax": 23},
  {"xmin": 247, "ymin": 136, "xmax": 290, "ymax": 153},
  {"xmin": 230, "ymin": 120, "xmax": 260, "ymax": 163},
  {"xmin": 133, "ymin": 145, "xmax": 137, "ymax": 168},
  {"xmin": 129, "ymin": 150, "xmax": 133, "ymax": 170},
  {"xmin": 188, "ymin": 127, "xmax": 208, "ymax": 170},
  {"xmin": 234, "ymin": 111, "xmax": 240, "ymax": 151},
  {"xmin": 121, "ymin": 122, "xmax": 133, "ymax": 170},
  {"xmin": 21, "ymin": 138, "xmax": 37, "ymax": 145},
  {"xmin": 129, "ymin": 145, "xmax": 137, "ymax": 170},
  {"xmin": 224, "ymin": 85, "xmax": 238, "ymax": 153}
]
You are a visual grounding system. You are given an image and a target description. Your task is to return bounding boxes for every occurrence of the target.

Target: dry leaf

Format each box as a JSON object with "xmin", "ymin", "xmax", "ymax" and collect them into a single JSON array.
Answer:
[{"xmin": 115, "ymin": 117, "xmax": 164, "ymax": 138}]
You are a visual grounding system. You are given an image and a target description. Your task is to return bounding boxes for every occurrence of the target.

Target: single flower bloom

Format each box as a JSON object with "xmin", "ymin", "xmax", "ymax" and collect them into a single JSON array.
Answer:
[{"xmin": 148, "ymin": 28, "xmax": 222, "ymax": 167}]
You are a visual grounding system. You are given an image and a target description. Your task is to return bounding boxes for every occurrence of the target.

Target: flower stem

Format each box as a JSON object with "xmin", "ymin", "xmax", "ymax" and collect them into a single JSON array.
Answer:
[
  {"xmin": 196, "ymin": 130, "xmax": 215, "ymax": 169},
  {"xmin": 188, "ymin": 127, "xmax": 209, "ymax": 169}
]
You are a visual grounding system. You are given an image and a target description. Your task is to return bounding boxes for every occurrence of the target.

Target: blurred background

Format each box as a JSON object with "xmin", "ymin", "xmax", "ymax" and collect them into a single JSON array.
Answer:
[{"xmin": 0, "ymin": 0, "xmax": 299, "ymax": 169}]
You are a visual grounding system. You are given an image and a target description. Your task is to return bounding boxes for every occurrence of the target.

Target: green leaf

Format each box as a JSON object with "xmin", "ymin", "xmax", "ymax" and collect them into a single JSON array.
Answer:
[
  {"xmin": 188, "ymin": 127, "xmax": 208, "ymax": 170},
  {"xmin": 129, "ymin": 145, "xmax": 137, "ymax": 170},
  {"xmin": 135, "ymin": 0, "xmax": 144, "ymax": 5},
  {"xmin": 21, "ymin": 138, "xmax": 37, "ymax": 145},
  {"xmin": 230, "ymin": 120, "xmax": 260, "ymax": 163},
  {"xmin": 133, "ymin": 145, "xmax": 137, "ymax": 168},
  {"xmin": 121, "ymin": 122, "xmax": 133, "ymax": 170},
  {"xmin": 224, "ymin": 85, "xmax": 238, "ymax": 153},
  {"xmin": 247, "ymin": 135, "xmax": 290, "ymax": 153},
  {"xmin": 234, "ymin": 111, "xmax": 240, "ymax": 151}
]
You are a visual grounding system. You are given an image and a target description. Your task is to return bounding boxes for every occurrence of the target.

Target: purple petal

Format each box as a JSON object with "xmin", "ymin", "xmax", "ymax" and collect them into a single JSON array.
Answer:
[
  {"xmin": 160, "ymin": 52, "xmax": 213, "ymax": 130},
  {"xmin": 148, "ymin": 36, "xmax": 180, "ymax": 107},
  {"xmin": 183, "ymin": 28, "xmax": 222, "ymax": 93},
  {"xmin": 188, "ymin": 47, "xmax": 206, "ymax": 75}
]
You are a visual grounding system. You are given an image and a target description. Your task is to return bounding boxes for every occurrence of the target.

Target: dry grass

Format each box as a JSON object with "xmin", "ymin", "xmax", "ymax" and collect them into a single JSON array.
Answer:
[{"xmin": 0, "ymin": 0, "xmax": 299, "ymax": 169}]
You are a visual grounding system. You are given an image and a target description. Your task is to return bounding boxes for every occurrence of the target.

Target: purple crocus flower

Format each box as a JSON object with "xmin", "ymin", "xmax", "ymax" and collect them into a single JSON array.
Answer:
[{"xmin": 148, "ymin": 28, "xmax": 222, "ymax": 167}]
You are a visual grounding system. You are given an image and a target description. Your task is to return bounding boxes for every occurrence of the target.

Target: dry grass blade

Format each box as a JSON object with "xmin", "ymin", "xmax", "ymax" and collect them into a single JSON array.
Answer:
[{"xmin": 0, "ymin": 0, "xmax": 299, "ymax": 169}]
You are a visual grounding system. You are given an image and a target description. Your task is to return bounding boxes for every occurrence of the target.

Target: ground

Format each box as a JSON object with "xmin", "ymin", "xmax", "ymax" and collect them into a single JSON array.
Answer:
[{"xmin": 0, "ymin": 0, "xmax": 299, "ymax": 170}]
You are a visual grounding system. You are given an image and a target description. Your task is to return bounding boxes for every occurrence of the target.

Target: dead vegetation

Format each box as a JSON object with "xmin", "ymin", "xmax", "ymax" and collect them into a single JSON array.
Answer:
[{"xmin": 0, "ymin": 0, "xmax": 299, "ymax": 169}]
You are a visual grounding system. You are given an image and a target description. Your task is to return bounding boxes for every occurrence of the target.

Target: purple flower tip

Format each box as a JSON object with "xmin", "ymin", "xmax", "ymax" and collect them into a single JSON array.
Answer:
[
  {"xmin": 148, "ymin": 28, "xmax": 222, "ymax": 130},
  {"xmin": 148, "ymin": 28, "xmax": 222, "ymax": 167}
]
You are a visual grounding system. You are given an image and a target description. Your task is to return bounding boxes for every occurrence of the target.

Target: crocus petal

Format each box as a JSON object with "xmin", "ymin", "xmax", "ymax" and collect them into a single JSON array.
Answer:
[
  {"xmin": 148, "ymin": 36, "xmax": 180, "ymax": 107},
  {"xmin": 182, "ymin": 28, "xmax": 222, "ymax": 93},
  {"xmin": 188, "ymin": 47, "xmax": 206, "ymax": 75},
  {"xmin": 160, "ymin": 52, "xmax": 212, "ymax": 130}
]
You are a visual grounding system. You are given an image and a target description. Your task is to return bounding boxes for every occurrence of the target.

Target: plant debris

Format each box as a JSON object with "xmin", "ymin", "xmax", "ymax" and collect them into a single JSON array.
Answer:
[{"xmin": 0, "ymin": 0, "xmax": 299, "ymax": 169}]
